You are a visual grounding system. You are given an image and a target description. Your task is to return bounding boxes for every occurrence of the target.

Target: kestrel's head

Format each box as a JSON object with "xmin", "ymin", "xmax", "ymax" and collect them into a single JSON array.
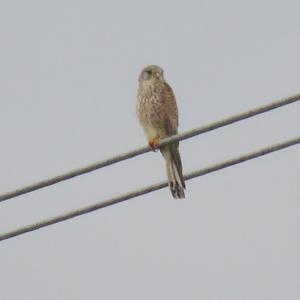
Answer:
[{"xmin": 139, "ymin": 65, "xmax": 164, "ymax": 82}]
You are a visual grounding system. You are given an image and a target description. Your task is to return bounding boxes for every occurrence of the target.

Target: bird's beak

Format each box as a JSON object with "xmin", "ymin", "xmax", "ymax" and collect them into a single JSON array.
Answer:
[{"xmin": 154, "ymin": 71, "xmax": 161, "ymax": 79}]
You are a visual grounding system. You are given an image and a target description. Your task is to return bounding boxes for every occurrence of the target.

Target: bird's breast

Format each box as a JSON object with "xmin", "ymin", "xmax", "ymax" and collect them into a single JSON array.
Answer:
[{"xmin": 137, "ymin": 81, "xmax": 165, "ymax": 140}]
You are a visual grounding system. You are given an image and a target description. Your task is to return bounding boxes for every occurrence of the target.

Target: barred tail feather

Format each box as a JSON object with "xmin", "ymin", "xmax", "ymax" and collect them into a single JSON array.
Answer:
[{"xmin": 161, "ymin": 145, "xmax": 185, "ymax": 199}]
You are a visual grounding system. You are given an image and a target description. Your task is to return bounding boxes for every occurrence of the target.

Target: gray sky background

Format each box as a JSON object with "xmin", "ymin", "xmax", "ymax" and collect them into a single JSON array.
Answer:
[{"xmin": 1, "ymin": 1, "xmax": 300, "ymax": 299}]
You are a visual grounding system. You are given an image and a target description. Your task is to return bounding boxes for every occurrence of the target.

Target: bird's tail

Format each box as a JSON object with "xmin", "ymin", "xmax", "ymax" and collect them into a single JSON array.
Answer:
[{"xmin": 161, "ymin": 144, "xmax": 185, "ymax": 199}]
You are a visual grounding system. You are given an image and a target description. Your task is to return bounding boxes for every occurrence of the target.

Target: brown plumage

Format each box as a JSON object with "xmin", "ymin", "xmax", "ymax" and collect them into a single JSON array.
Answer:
[{"xmin": 136, "ymin": 65, "xmax": 185, "ymax": 199}]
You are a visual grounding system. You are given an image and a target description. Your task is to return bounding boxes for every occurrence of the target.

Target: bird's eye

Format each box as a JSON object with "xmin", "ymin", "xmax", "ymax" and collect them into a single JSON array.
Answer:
[{"xmin": 143, "ymin": 70, "xmax": 151, "ymax": 79}]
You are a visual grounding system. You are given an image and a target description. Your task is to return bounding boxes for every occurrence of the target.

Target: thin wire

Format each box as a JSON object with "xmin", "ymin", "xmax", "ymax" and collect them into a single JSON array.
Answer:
[
  {"xmin": 1, "ymin": 92, "xmax": 300, "ymax": 202},
  {"xmin": 1, "ymin": 135, "xmax": 299, "ymax": 242}
]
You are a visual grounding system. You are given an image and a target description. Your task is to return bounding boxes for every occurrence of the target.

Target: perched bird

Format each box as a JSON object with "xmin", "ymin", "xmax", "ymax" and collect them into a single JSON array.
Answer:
[{"xmin": 137, "ymin": 65, "xmax": 185, "ymax": 199}]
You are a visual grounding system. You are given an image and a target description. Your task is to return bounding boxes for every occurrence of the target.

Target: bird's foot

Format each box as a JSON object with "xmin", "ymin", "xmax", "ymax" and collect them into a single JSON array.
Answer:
[{"xmin": 149, "ymin": 138, "xmax": 159, "ymax": 152}]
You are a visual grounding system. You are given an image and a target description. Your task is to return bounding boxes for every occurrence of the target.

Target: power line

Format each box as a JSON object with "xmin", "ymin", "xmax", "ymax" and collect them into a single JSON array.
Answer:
[
  {"xmin": 1, "ymin": 92, "xmax": 300, "ymax": 202},
  {"xmin": 1, "ymin": 135, "xmax": 299, "ymax": 242}
]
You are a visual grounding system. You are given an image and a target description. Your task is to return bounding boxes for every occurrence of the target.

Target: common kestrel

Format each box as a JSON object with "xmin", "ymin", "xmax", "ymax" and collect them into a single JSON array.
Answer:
[{"xmin": 137, "ymin": 65, "xmax": 185, "ymax": 199}]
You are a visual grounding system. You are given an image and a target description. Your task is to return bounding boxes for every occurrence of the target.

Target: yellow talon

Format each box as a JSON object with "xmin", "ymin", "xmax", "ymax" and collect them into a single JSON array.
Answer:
[{"xmin": 149, "ymin": 138, "xmax": 159, "ymax": 151}]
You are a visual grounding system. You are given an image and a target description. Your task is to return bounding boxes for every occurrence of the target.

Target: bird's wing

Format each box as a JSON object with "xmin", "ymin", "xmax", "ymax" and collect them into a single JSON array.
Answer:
[{"xmin": 161, "ymin": 81, "xmax": 179, "ymax": 136}]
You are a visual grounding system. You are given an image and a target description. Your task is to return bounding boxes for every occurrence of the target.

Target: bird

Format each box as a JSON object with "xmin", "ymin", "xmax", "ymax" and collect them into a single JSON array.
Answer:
[{"xmin": 136, "ymin": 65, "xmax": 185, "ymax": 199}]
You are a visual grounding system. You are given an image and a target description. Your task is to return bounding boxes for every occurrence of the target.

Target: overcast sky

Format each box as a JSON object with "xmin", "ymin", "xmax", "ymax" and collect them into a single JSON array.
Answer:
[{"xmin": 1, "ymin": 1, "xmax": 300, "ymax": 299}]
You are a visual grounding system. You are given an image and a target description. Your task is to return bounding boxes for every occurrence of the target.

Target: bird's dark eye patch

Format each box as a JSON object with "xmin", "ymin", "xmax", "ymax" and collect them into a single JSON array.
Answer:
[{"xmin": 143, "ymin": 70, "xmax": 152, "ymax": 79}]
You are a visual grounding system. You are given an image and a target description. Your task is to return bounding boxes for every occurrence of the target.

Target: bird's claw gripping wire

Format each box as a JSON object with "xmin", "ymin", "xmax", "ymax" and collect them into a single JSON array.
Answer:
[{"xmin": 149, "ymin": 138, "xmax": 160, "ymax": 152}]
